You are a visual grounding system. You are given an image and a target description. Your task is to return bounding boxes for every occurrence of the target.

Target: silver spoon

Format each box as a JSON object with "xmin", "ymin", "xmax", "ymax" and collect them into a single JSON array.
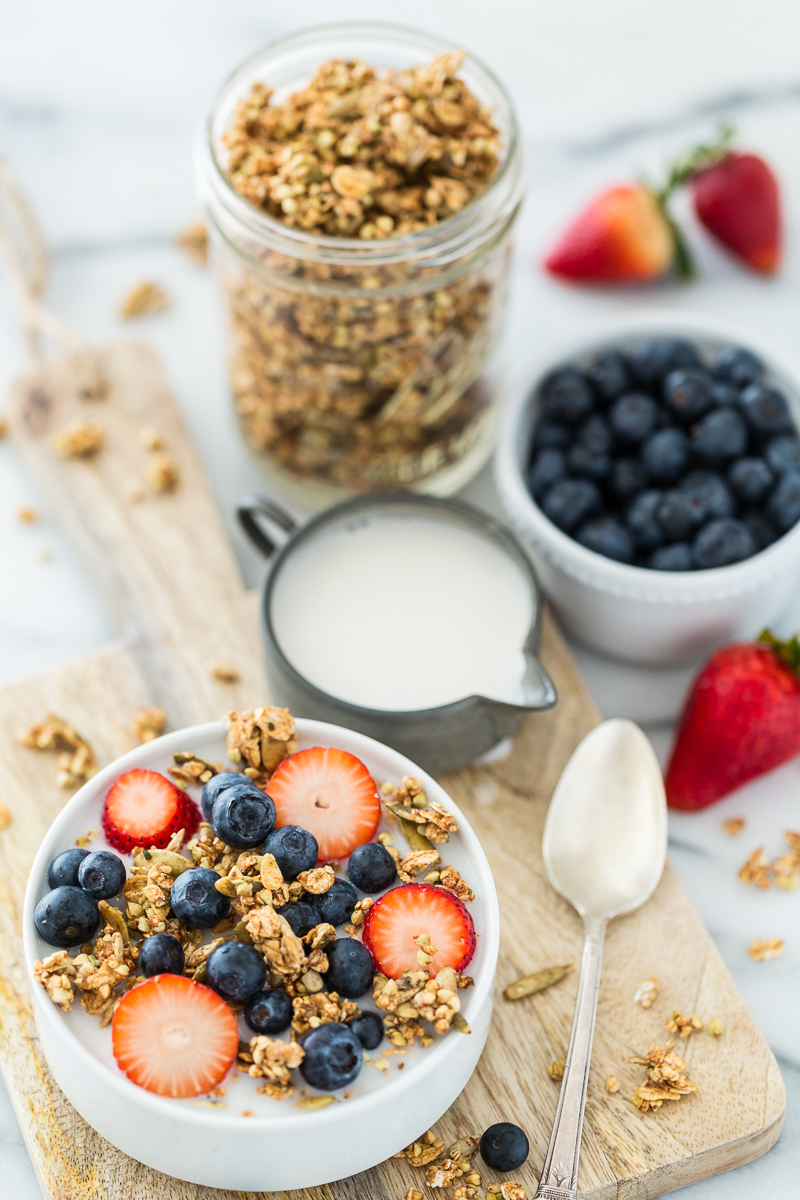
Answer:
[{"xmin": 535, "ymin": 718, "xmax": 667, "ymax": 1200}]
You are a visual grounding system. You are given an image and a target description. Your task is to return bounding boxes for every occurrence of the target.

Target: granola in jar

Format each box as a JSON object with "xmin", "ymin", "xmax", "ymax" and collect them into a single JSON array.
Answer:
[{"xmin": 198, "ymin": 24, "xmax": 522, "ymax": 499}]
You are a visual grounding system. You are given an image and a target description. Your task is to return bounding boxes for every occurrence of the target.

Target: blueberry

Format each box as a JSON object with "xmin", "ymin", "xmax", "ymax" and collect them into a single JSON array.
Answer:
[
  {"xmin": 212, "ymin": 783, "xmax": 276, "ymax": 849},
  {"xmin": 47, "ymin": 848, "xmax": 89, "ymax": 890},
  {"xmin": 526, "ymin": 449, "xmax": 567, "ymax": 499},
  {"xmin": 541, "ymin": 479, "xmax": 602, "ymax": 533},
  {"xmin": 679, "ymin": 471, "xmax": 735, "ymax": 520},
  {"xmin": 743, "ymin": 510, "xmax": 779, "ymax": 550},
  {"xmin": 764, "ymin": 435, "xmax": 800, "ymax": 476},
  {"xmin": 540, "ymin": 368, "xmax": 594, "ymax": 425},
  {"xmin": 692, "ymin": 519, "xmax": 757, "ymax": 568},
  {"xmin": 641, "ymin": 428, "xmax": 690, "ymax": 484},
  {"xmin": 575, "ymin": 516, "xmax": 633, "ymax": 563},
  {"xmin": 34, "ymin": 886, "xmax": 100, "ymax": 949},
  {"xmin": 577, "ymin": 413, "xmax": 614, "ymax": 454},
  {"xmin": 347, "ymin": 843, "xmax": 397, "ymax": 893},
  {"xmin": 710, "ymin": 382, "xmax": 739, "ymax": 407},
  {"xmin": 300, "ymin": 1022, "xmax": 363, "ymax": 1091},
  {"xmin": 714, "ymin": 345, "xmax": 764, "ymax": 389},
  {"xmin": 263, "ymin": 825, "xmax": 319, "ymax": 879},
  {"xmin": 662, "ymin": 369, "xmax": 714, "ymax": 424},
  {"xmin": 279, "ymin": 900, "xmax": 319, "ymax": 937},
  {"xmin": 607, "ymin": 457, "xmax": 647, "ymax": 503},
  {"xmin": 691, "ymin": 407, "xmax": 749, "ymax": 464},
  {"xmin": 766, "ymin": 471, "xmax": 800, "ymax": 532},
  {"xmin": 532, "ymin": 418, "xmax": 570, "ymax": 451},
  {"xmin": 312, "ymin": 878, "xmax": 358, "ymax": 927},
  {"xmin": 76, "ymin": 851, "xmax": 126, "ymax": 900},
  {"xmin": 656, "ymin": 491, "xmax": 704, "ymax": 542},
  {"xmin": 206, "ymin": 941, "xmax": 266, "ymax": 1003},
  {"xmin": 170, "ymin": 866, "xmax": 231, "ymax": 929},
  {"xmin": 626, "ymin": 490, "xmax": 664, "ymax": 551},
  {"xmin": 630, "ymin": 338, "xmax": 701, "ymax": 388},
  {"xmin": 348, "ymin": 1011, "xmax": 384, "ymax": 1050},
  {"xmin": 648, "ymin": 543, "xmax": 693, "ymax": 571},
  {"xmin": 567, "ymin": 445, "xmax": 611, "ymax": 481},
  {"xmin": 479, "ymin": 1122, "xmax": 530, "ymax": 1173},
  {"xmin": 739, "ymin": 385, "xmax": 795, "ymax": 436},
  {"xmin": 609, "ymin": 393, "xmax": 658, "ymax": 445},
  {"xmin": 245, "ymin": 988, "xmax": 293, "ymax": 1035},
  {"xmin": 138, "ymin": 932, "xmax": 185, "ymax": 977},
  {"xmin": 587, "ymin": 349, "xmax": 631, "ymax": 403},
  {"xmin": 201, "ymin": 771, "xmax": 243, "ymax": 822},
  {"xmin": 727, "ymin": 457, "xmax": 774, "ymax": 504},
  {"xmin": 324, "ymin": 938, "xmax": 374, "ymax": 999}
]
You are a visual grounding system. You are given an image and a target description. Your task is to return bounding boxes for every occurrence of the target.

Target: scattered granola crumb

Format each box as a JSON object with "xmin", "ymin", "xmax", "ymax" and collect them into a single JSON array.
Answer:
[
  {"xmin": 739, "ymin": 848, "xmax": 772, "ymax": 889},
  {"xmin": 739, "ymin": 833, "xmax": 800, "ymax": 890},
  {"xmin": 210, "ymin": 662, "xmax": 240, "ymax": 684},
  {"xmin": 629, "ymin": 1043, "xmax": 697, "ymax": 1112},
  {"xmin": 504, "ymin": 963, "xmax": 572, "ymax": 1001},
  {"xmin": 0, "ymin": 804, "xmax": 12, "ymax": 830},
  {"xmin": 606, "ymin": 1074, "xmax": 620, "ymax": 1093},
  {"xmin": 120, "ymin": 281, "xmax": 168, "ymax": 319},
  {"xmin": 487, "ymin": 1184, "xmax": 526, "ymax": 1200},
  {"xmin": 0, "ymin": 415, "xmax": 7, "ymax": 440},
  {"xmin": 51, "ymin": 420, "xmax": 105, "ymax": 458},
  {"xmin": 633, "ymin": 976, "xmax": 658, "ymax": 1009},
  {"xmin": 139, "ymin": 427, "xmax": 164, "ymax": 452},
  {"xmin": 665, "ymin": 1011, "xmax": 704, "ymax": 1038},
  {"xmin": 132, "ymin": 707, "xmax": 167, "ymax": 744},
  {"xmin": 297, "ymin": 1094, "xmax": 334, "ymax": 1110},
  {"xmin": 724, "ymin": 817, "xmax": 746, "ymax": 836},
  {"xmin": 748, "ymin": 937, "xmax": 784, "ymax": 961},
  {"xmin": 75, "ymin": 829, "xmax": 98, "ymax": 848},
  {"xmin": 177, "ymin": 218, "xmax": 208, "ymax": 265},
  {"xmin": 707, "ymin": 1018, "xmax": 723, "ymax": 1037},
  {"xmin": 240, "ymin": 1110, "xmax": 253, "ymax": 1117},
  {"xmin": 403, "ymin": 1189, "xmax": 423, "ymax": 1200},
  {"xmin": 548, "ymin": 1060, "xmax": 565, "ymax": 1081},
  {"xmin": 145, "ymin": 452, "xmax": 179, "ymax": 493},
  {"xmin": 19, "ymin": 714, "xmax": 99, "ymax": 788},
  {"xmin": 400, "ymin": 1130, "xmax": 446, "ymax": 1167},
  {"xmin": 16, "ymin": 505, "xmax": 37, "ymax": 523}
]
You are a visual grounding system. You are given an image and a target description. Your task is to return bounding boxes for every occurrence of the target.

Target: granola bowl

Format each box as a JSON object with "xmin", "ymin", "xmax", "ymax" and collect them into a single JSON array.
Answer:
[{"xmin": 23, "ymin": 718, "xmax": 499, "ymax": 1191}]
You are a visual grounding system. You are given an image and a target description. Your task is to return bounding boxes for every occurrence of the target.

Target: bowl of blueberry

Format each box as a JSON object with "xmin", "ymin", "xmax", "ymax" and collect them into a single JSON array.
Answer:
[
  {"xmin": 23, "ymin": 709, "xmax": 499, "ymax": 1191},
  {"xmin": 496, "ymin": 313, "xmax": 800, "ymax": 664}
]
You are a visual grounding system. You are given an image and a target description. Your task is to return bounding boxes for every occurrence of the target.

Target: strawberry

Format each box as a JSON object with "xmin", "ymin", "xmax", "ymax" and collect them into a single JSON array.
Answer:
[
  {"xmin": 362, "ymin": 883, "xmax": 476, "ymax": 978},
  {"xmin": 102, "ymin": 768, "xmax": 200, "ymax": 853},
  {"xmin": 544, "ymin": 184, "xmax": 675, "ymax": 283},
  {"xmin": 266, "ymin": 747, "xmax": 380, "ymax": 864},
  {"xmin": 665, "ymin": 632, "xmax": 800, "ymax": 811},
  {"xmin": 112, "ymin": 975, "xmax": 238, "ymax": 1098},
  {"xmin": 691, "ymin": 152, "xmax": 781, "ymax": 274}
]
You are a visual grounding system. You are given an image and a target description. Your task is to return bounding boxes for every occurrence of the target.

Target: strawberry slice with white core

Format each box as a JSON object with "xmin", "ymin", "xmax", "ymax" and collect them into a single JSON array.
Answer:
[
  {"xmin": 362, "ymin": 883, "xmax": 476, "ymax": 978},
  {"xmin": 112, "ymin": 975, "xmax": 238, "ymax": 1098},
  {"xmin": 102, "ymin": 768, "xmax": 199, "ymax": 853},
  {"xmin": 267, "ymin": 747, "xmax": 380, "ymax": 863}
]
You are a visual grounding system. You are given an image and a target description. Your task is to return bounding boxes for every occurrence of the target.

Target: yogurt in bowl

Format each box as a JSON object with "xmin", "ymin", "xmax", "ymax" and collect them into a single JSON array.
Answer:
[{"xmin": 24, "ymin": 710, "xmax": 499, "ymax": 1191}]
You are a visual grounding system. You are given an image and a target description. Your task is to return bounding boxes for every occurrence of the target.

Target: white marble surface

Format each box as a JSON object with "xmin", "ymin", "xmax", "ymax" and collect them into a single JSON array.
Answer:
[{"xmin": 1, "ymin": 2, "xmax": 800, "ymax": 1195}]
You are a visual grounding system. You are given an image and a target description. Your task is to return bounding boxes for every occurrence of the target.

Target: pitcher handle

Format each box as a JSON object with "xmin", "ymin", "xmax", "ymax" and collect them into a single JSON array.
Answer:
[{"xmin": 237, "ymin": 494, "xmax": 297, "ymax": 558}]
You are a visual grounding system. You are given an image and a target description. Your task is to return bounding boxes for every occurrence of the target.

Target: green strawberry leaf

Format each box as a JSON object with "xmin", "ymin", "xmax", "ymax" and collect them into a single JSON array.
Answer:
[{"xmin": 758, "ymin": 628, "xmax": 800, "ymax": 674}]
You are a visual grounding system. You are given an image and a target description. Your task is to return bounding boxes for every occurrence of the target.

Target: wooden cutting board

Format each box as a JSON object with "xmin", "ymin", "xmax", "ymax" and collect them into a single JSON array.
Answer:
[{"xmin": 0, "ymin": 343, "xmax": 784, "ymax": 1200}]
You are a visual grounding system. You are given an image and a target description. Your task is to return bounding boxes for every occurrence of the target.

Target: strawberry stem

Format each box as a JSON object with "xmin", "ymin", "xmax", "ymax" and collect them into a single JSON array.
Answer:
[
  {"xmin": 758, "ymin": 628, "xmax": 800, "ymax": 674},
  {"xmin": 658, "ymin": 124, "xmax": 736, "ymax": 202}
]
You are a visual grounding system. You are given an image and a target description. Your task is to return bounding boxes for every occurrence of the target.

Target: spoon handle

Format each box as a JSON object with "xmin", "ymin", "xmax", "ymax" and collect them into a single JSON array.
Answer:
[{"xmin": 534, "ymin": 915, "xmax": 607, "ymax": 1200}]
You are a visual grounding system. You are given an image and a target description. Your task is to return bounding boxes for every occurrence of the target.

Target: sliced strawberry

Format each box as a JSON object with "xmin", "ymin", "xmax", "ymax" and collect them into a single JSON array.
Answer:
[
  {"xmin": 102, "ymin": 768, "xmax": 200, "ymax": 854},
  {"xmin": 267, "ymin": 747, "xmax": 380, "ymax": 864},
  {"xmin": 362, "ymin": 883, "xmax": 476, "ymax": 978},
  {"xmin": 112, "ymin": 975, "xmax": 238, "ymax": 1098}
]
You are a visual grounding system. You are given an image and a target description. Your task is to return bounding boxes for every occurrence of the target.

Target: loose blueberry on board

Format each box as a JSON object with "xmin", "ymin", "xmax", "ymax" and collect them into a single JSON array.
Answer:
[
  {"xmin": 324, "ymin": 938, "xmax": 375, "ymax": 999},
  {"xmin": 205, "ymin": 942, "xmax": 267, "ymax": 1003},
  {"xmin": 245, "ymin": 987, "xmax": 294, "ymax": 1035},
  {"xmin": 263, "ymin": 824, "xmax": 319, "ymax": 878},
  {"xmin": 540, "ymin": 368, "xmax": 594, "ymax": 424},
  {"xmin": 575, "ymin": 516, "xmax": 633, "ymax": 563},
  {"xmin": 348, "ymin": 1010, "xmax": 385, "ymax": 1050},
  {"xmin": 649, "ymin": 543, "xmax": 694, "ymax": 571},
  {"xmin": 76, "ymin": 851, "xmax": 127, "ymax": 900},
  {"xmin": 609, "ymin": 393, "xmax": 658, "ymax": 445},
  {"xmin": 347, "ymin": 842, "xmax": 398, "ymax": 894},
  {"xmin": 767, "ymin": 472, "xmax": 800, "ymax": 532},
  {"xmin": 542, "ymin": 478, "xmax": 602, "ymax": 533},
  {"xmin": 714, "ymin": 345, "xmax": 763, "ymax": 389},
  {"xmin": 641, "ymin": 428, "xmax": 690, "ymax": 484},
  {"xmin": 587, "ymin": 349, "xmax": 631, "ymax": 402},
  {"xmin": 47, "ymin": 848, "xmax": 89, "ymax": 890},
  {"xmin": 691, "ymin": 407, "xmax": 749, "ymax": 464},
  {"xmin": 34, "ymin": 886, "xmax": 100, "ymax": 949},
  {"xmin": 479, "ymin": 1122, "xmax": 530, "ymax": 1173},
  {"xmin": 312, "ymin": 878, "xmax": 358, "ymax": 928},
  {"xmin": 200, "ymin": 771, "xmax": 243, "ymax": 822},
  {"xmin": 630, "ymin": 338, "xmax": 700, "ymax": 387},
  {"xmin": 662, "ymin": 368, "xmax": 714, "ymax": 424},
  {"xmin": 693, "ymin": 519, "xmax": 757, "ymax": 568},
  {"xmin": 626, "ymin": 491, "xmax": 665, "ymax": 552},
  {"xmin": 279, "ymin": 900, "xmax": 319, "ymax": 937},
  {"xmin": 679, "ymin": 471, "xmax": 735, "ymax": 521},
  {"xmin": 527, "ymin": 449, "xmax": 567, "ymax": 499},
  {"xmin": 170, "ymin": 867, "xmax": 231, "ymax": 929},
  {"xmin": 138, "ymin": 932, "xmax": 185, "ymax": 977},
  {"xmin": 727, "ymin": 457, "xmax": 774, "ymax": 504},
  {"xmin": 300, "ymin": 1022, "xmax": 363, "ymax": 1091},
  {"xmin": 739, "ymin": 384, "xmax": 794, "ymax": 435},
  {"xmin": 765, "ymin": 435, "xmax": 800, "ymax": 476},
  {"xmin": 212, "ymin": 783, "xmax": 276, "ymax": 849}
]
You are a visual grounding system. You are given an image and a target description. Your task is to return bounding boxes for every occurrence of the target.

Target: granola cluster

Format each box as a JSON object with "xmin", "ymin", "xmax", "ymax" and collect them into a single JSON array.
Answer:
[
  {"xmin": 397, "ymin": 1130, "xmax": 482, "ymax": 1193},
  {"xmin": 218, "ymin": 52, "xmax": 508, "ymax": 491},
  {"xmin": 739, "ymin": 831, "xmax": 800, "ymax": 890},
  {"xmin": 19, "ymin": 713, "xmax": 99, "ymax": 788},
  {"xmin": 225, "ymin": 706, "xmax": 298, "ymax": 785},
  {"xmin": 33, "ymin": 924, "xmax": 138, "ymax": 1026},
  {"xmin": 629, "ymin": 1043, "xmax": 698, "ymax": 1113}
]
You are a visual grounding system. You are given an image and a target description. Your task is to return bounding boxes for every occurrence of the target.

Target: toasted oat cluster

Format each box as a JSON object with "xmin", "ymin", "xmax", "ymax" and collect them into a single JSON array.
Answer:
[
  {"xmin": 739, "ymin": 831, "xmax": 800, "ymax": 890},
  {"xmin": 19, "ymin": 713, "xmax": 99, "ymax": 788},
  {"xmin": 629, "ymin": 1043, "xmax": 698, "ymax": 1113}
]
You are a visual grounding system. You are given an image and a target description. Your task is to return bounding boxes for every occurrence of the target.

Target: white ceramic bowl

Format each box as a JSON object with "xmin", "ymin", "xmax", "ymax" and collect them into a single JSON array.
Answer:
[
  {"xmin": 496, "ymin": 311, "xmax": 800, "ymax": 665},
  {"xmin": 23, "ymin": 719, "xmax": 499, "ymax": 1191}
]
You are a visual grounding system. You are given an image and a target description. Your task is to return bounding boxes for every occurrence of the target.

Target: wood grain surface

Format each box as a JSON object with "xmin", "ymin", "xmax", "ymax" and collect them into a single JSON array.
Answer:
[{"xmin": 0, "ymin": 344, "xmax": 785, "ymax": 1200}]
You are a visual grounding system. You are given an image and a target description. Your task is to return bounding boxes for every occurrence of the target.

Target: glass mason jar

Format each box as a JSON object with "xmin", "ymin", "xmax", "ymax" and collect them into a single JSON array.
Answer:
[{"xmin": 197, "ymin": 23, "xmax": 523, "ymax": 504}]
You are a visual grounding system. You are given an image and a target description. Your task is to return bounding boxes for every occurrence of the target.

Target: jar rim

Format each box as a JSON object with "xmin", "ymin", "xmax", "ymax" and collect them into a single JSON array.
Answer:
[{"xmin": 196, "ymin": 20, "xmax": 522, "ymax": 267}]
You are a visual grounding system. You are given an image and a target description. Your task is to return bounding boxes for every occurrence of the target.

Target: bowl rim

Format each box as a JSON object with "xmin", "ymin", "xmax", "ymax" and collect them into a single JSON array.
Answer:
[
  {"xmin": 23, "ymin": 718, "xmax": 500, "ymax": 1131},
  {"xmin": 495, "ymin": 308, "xmax": 800, "ymax": 601}
]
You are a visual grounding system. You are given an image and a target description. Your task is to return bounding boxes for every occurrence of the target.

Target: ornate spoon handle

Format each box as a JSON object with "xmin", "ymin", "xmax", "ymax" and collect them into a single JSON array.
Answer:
[{"xmin": 535, "ymin": 915, "xmax": 607, "ymax": 1200}]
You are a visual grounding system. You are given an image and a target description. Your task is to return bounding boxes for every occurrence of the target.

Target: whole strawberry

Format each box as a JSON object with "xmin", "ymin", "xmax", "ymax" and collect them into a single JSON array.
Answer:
[
  {"xmin": 544, "ymin": 183, "xmax": 675, "ymax": 283},
  {"xmin": 665, "ymin": 632, "xmax": 800, "ymax": 811},
  {"xmin": 691, "ymin": 152, "xmax": 781, "ymax": 274}
]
